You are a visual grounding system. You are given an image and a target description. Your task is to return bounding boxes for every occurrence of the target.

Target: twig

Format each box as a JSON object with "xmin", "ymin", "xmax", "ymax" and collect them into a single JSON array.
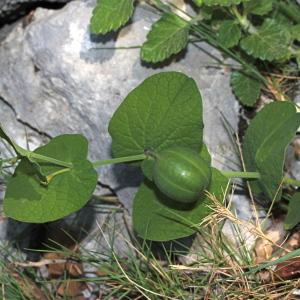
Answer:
[{"xmin": 14, "ymin": 259, "xmax": 67, "ymax": 268}]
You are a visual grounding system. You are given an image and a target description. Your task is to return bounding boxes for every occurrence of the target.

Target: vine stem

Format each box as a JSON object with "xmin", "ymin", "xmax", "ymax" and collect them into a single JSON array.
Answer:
[
  {"xmin": 1, "ymin": 156, "xmax": 19, "ymax": 164},
  {"xmin": 92, "ymin": 154, "xmax": 146, "ymax": 168},
  {"xmin": 6, "ymin": 150, "xmax": 300, "ymax": 188},
  {"xmin": 2, "ymin": 153, "xmax": 73, "ymax": 168},
  {"xmin": 222, "ymin": 171, "xmax": 300, "ymax": 188},
  {"xmin": 3, "ymin": 153, "xmax": 146, "ymax": 169},
  {"xmin": 222, "ymin": 171, "xmax": 260, "ymax": 179}
]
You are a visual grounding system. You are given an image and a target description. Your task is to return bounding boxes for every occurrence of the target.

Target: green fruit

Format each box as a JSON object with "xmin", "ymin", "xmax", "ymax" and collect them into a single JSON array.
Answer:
[
  {"xmin": 152, "ymin": 147, "xmax": 212, "ymax": 204},
  {"xmin": 193, "ymin": 0, "xmax": 203, "ymax": 6}
]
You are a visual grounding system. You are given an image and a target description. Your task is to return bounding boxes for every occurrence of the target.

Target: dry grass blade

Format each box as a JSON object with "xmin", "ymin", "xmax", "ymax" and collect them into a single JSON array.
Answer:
[{"xmin": 1, "ymin": 264, "xmax": 49, "ymax": 300}]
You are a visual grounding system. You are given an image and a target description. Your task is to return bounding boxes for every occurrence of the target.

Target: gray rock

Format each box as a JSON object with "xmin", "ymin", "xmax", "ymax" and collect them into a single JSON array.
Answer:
[
  {"xmin": 0, "ymin": 0, "xmax": 71, "ymax": 21},
  {"xmin": 0, "ymin": 0, "xmax": 239, "ymax": 254}
]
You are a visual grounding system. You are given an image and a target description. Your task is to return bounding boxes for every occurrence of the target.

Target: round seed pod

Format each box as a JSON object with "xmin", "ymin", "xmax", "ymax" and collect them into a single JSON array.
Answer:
[{"xmin": 153, "ymin": 147, "xmax": 212, "ymax": 204}]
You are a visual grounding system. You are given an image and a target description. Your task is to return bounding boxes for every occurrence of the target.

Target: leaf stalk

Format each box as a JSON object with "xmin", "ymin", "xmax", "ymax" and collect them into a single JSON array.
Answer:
[
  {"xmin": 28, "ymin": 152, "xmax": 73, "ymax": 168},
  {"xmin": 92, "ymin": 153, "xmax": 146, "ymax": 168}
]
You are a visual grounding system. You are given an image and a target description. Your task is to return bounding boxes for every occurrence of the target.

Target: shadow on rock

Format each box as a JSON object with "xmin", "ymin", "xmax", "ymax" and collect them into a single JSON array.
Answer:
[
  {"xmin": 79, "ymin": 28, "xmax": 118, "ymax": 64},
  {"xmin": 112, "ymin": 163, "xmax": 144, "ymax": 193},
  {"xmin": 141, "ymin": 48, "xmax": 188, "ymax": 69},
  {"xmin": 5, "ymin": 202, "xmax": 96, "ymax": 261},
  {"xmin": 135, "ymin": 234, "xmax": 196, "ymax": 262}
]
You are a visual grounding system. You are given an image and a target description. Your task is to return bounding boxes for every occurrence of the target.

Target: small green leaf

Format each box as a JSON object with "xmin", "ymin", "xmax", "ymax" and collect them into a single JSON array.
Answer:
[
  {"xmin": 285, "ymin": 193, "xmax": 300, "ymax": 230},
  {"xmin": 141, "ymin": 158, "xmax": 155, "ymax": 181},
  {"xmin": 230, "ymin": 71, "xmax": 261, "ymax": 106},
  {"xmin": 217, "ymin": 20, "xmax": 241, "ymax": 48},
  {"xmin": 291, "ymin": 25, "xmax": 300, "ymax": 42},
  {"xmin": 141, "ymin": 13, "xmax": 189, "ymax": 63},
  {"xmin": 4, "ymin": 135, "xmax": 98, "ymax": 223},
  {"xmin": 296, "ymin": 54, "xmax": 300, "ymax": 71},
  {"xmin": 133, "ymin": 168, "xmax": 228, "ymax": 241},
  {"xmin": 199, "ymin": 144, "xmax": 211, "ymax": 165},
  {"xmin": 203, "ymin": 0, "xmax": 247, "ymax": 6},
  {"xmin": 109, "ymin": 72, "xmax": 203, "ymax": 158},
  {"xmin": 243, "ymin": 102, "xmax": 300, "ymax": 202},
  {"xmin": 90, "ymin": 0, "xmax": 134, "ymax": 34},
  {"xmin": 244, "ymin": 0, "xmax": 274, "ymax": 16},
  {"xmin": 241, "ymin": 19, "xmax": 291, "ymax": 61}
]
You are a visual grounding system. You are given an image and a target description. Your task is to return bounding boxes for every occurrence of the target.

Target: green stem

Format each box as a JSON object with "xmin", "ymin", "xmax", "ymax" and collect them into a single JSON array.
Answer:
[
  {"xmin": 161, "ymin": 2, "xmax": 267, "ymax": 86},
  {"xmin": 223, "ymin": 171, "xmax": 300, "ymax": 188},
  {"xmin": 42, "ymin": 168, "xmax": 71, "ymax": 185},
  {"xmin": 230, "ymin": 7, "xmax": 256, "ymax": 34},
  {"xmin": 277, "ymin": 2, "xmax": 300, "ymax": 24},
  {"xmin": 91, "ymin": 45, "xmax": 141, "ymax": 50},
  {"xmin": 2, "ymin": 156, "xmax": 19, "ymax": 164},
  {"xmin": 282, "ymin": 177, "xmax": 300, "ymax": 187},
  {"xmin": 222, "ymin": 171, "xmax": 260, "ymax": 179},
  {"xmin": 190, "ymin": 26, "xmax": 267, "ymax": 85},
  {"xmin": 148, "ymin": 0, "xmax": 267, "ymax": 87},
  {"xmin": 28, "ymin": 152, "xmax": 73, "ymax": 168},
  {"xmin": 149, "ymin": 0, "xmax": 170, "ymax": 12},
  {"xmin": 92, "ymin": 154, "xmax": 146, "ymax": 168}
]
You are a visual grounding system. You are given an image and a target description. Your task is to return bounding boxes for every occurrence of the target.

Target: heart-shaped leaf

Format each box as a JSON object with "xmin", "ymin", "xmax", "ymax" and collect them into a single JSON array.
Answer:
[
  {"xmin": 90, "ymin": 0, "xmax": 134, "ymax": 34},
  {"xmin": 133, "ymin": 167, "xmax": 228, "ymax": 241},
  {"xmin": 243, "ymin": 102, "xmax": 300, "ymax": 202},
  {"xmin": 4, "ymin": 135, "xmax": 98, "ymax": 223},
  {"xmin": 109, "ymin": 72, "xmax": 203, "ymax": 159}
]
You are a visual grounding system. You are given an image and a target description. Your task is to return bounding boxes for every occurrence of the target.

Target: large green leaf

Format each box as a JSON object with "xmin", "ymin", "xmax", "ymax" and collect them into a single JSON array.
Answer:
[
  {"xmin": 133, "ymin": 168, "xmax": 228, "ymax": 241},
  {"xmin": 244, "ymin": 0, "xmax": 274, "ymax": 16},
  {"xmin": 90, "ymin": 0, "xmax": 134, "ymax": 34},
  {"xmin": 230, "ymin": 71, "xmax": 261, "ymax": 107},
  {"xmin": 240, "ymin": 19, "xmax": 291, "ymax": 61},
  {"xmin": 285, "ymin": 192, "xmax": 300, "ymax": 230},
  {"xmin": 217, "ymin": 20, "xmax": 241, "ymax": 48},
  {"xmin": 203, "ymin": 0, "xmax": 247, "ymax": 6},
  {"xmin": 109, "ymin": 72, "xmax": 203, "ymax": 158},
  {"xmin": 141, "ymin": 13, "xmax": 189, "ymax": 63},
  {"xmin": 4, "ymin": 135, "xmax": 98, "ymax": 223},
  {"xmin": 243, "ymin": 102, "xmax": 300, "ymax": 202}
]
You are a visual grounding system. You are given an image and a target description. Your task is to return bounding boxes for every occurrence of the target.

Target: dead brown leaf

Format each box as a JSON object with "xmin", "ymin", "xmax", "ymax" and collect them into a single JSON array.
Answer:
[
  {"xmin": 43, "ymin": 252, "xmax": 84, "ymax": 279},
  {"xmin": 274, "ymin": 257, "xmax": 300, "ymax": 281},
  {"xmin": 56, "ymin": 280, "xmax": 87, "ymax": 297},
  {"xmin": 6, "ymin": 265, "xmax": 49, "ymax": 300}
]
